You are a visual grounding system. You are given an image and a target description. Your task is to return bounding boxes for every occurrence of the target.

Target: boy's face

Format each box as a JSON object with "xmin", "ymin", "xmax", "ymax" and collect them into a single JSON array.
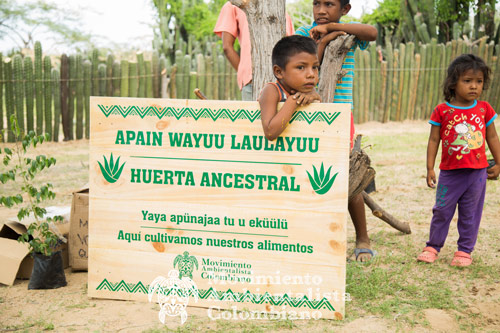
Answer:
[
  {"xmin": 274, "ymin": 52, "xmax": 319, "ymax": 94},
  {"xmin": 313, "ymin": 0, "xmax": 351, "ymax": 25}
]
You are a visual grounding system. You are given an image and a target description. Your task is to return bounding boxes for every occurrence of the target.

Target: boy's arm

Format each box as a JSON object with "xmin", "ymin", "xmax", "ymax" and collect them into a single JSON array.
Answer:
[
  {"xmin": 426, "ymin": 125, "xmax": 441, "ymax": 188},
  {"xmin": 310, "ymin": 22, "xmax": 377, "ymax": 42},
  {"xmin": 222, "ymin": 32, "xmax": 240, "ymax": 71},
  {"xmin": 260, "ymin": 85, "xmax": 301, "ymax": 141},
  {"xmin": 486, "ymin": 122, "xmax": 500, "ymax": 179}
]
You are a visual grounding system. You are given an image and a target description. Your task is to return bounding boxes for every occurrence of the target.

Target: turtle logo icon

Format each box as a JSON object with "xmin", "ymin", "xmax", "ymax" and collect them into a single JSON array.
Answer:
[
  {"xmin": 148, "ymin": 269, "xmax": 199, "ymax": 325},
  {"xmin": 174, "ymin": 251, "xmax": 199, "ymax": 279}
]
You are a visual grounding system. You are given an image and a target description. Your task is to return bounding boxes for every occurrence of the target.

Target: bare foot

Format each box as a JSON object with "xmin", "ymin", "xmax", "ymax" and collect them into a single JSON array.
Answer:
[{"xmin": 355, "ymin": 240, "xmax": 373, "ymax": 262}]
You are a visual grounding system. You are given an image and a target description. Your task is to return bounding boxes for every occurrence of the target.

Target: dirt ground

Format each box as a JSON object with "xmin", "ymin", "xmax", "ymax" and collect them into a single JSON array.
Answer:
[{"xmin": 1, "ymin": 120, "xmax": 500, "ymax": 332}]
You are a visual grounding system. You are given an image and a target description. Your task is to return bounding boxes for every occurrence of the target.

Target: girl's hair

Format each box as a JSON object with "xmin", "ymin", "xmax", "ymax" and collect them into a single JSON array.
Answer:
[{"xmin": 443, "ymin": 54, "xmax": 491, "ymax": 102}]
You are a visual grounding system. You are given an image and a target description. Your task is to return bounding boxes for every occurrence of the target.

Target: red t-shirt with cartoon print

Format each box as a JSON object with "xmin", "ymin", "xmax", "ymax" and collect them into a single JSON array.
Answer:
[{"xmin": 430, "ymin": 100, "xmax": 498, "ymax": 170}]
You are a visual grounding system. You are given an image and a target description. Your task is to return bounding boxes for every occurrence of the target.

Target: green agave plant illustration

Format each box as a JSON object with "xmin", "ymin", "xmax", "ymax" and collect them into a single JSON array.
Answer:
[
  {"xmin": 98, "ymin": 153, "xmax": 126, "ymax": 184},
  {"xmin": 306, "ymin": 163, "xmax": 338, "ymax": 195}
]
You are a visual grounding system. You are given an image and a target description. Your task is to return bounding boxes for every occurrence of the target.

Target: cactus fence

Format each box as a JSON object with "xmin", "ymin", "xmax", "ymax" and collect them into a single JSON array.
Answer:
[
  {"xmin": 2, "ymin": 37, "xmax": 500, "ymax": 142},
  {"xmin": 353, "ymin": 37, "xmax": 500, "ymax": 123}
]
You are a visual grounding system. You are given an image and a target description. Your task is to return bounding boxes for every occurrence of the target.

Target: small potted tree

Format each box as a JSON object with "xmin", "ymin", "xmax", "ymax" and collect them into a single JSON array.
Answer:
[{"xmin": 0, "ymin": 116, "xmax": 67, "ymax": 289}]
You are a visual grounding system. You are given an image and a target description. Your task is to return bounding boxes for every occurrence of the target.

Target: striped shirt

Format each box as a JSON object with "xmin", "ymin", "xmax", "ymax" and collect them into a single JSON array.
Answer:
[{"xmin": 296, "ymin": 21, "xmax": 368, "ymax": 107}]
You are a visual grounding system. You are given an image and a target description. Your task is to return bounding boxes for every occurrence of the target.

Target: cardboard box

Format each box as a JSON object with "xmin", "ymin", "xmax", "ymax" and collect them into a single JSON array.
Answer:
[
  {"xmin": 0, "ymin": 206, "xmax": 71, "ymax": 286},
  {"xmin": 69, "ymin": 186, "xmax": 89, "ymax": 271}
]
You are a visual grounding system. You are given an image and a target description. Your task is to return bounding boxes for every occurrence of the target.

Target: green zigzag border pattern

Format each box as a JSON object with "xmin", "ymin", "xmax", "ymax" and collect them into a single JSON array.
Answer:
[
  {"xmin": 96, "ymin": 279, "xmax": 335, "ymax": 312},
  {"xmin": 97, "ymin": 105, "xmax": 341, "ymax": 125}
]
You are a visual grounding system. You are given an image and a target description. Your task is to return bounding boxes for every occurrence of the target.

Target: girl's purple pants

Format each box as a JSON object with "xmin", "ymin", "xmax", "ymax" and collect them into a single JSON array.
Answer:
[{"xmin": 426, "ymin": 168, "xmax": 487, "ymax": 254}]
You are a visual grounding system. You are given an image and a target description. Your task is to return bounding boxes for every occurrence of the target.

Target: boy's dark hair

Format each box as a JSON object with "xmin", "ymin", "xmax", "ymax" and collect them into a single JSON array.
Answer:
[
  {"xmin": 443, "ymin": 53, "xmax": 491, "ymax": 102},
  {"xmin": 272, "ymin": 35, "xmax": 318, "ymax": 69},
  {"xmin": 340, "ymin": 0, "xmax": 350, "ymax": 6}
]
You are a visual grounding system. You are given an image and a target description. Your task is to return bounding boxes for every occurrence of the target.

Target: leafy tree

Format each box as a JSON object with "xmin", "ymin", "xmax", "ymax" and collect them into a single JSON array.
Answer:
[
  {"xmin": 363, "ymin": 0, "xmax": 497, "ymax": 44},
  {"xmin": 362, "ymin": 0, "xmax": 400, "ymax": 44},
  {"xmin": 0, "ymin": 0, "xmax": 92, "ymax": 53},
  {"xmin": 0, "ymin": 115, "xmax": 60, "ymax": 257}
]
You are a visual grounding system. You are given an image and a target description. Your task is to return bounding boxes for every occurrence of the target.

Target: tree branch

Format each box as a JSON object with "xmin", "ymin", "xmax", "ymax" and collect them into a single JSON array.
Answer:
[{"xmin": 362, "ymin": 191, "xmax": 412, "ymax": 234}]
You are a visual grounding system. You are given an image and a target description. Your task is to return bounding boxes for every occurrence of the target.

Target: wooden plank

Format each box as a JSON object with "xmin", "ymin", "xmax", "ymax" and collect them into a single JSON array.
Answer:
[
  {"xmin": 415, "ymin": 45, "xmax": 426, "ymax": 120},
  {"xmin": 379, "ymin": 60, "xmax": 387, "ymax": 122},
  {"xmin": 368, "ymin": 43, "xmax": 377, "ymax": 121},
  {"xmin": 89, "ymin": 97, "xmax": 350, "ymax": 320},
  {"xmin": 363, "ymin": 50, "xmax": 370, "ymax": 123},
  {"xmin": 353, "ymin": 49, "xmax": 361, "ymax": 123},
  {"xmin": 390, "ymin": 49, "xmax": 399, "ymax": 121},
  {"xmin": 383, "ymin": 38, "xmax": 393, "ymax": 122},
  {"xmin": 408, "ymin": 54, "xmax": 421, "ymax": 120}
]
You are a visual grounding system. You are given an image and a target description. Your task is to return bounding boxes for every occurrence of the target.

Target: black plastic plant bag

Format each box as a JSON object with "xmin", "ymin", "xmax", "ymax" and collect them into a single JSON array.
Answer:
[{"xmin": 28, "ymin": 251, "xmax": 67, "ymax": 289}]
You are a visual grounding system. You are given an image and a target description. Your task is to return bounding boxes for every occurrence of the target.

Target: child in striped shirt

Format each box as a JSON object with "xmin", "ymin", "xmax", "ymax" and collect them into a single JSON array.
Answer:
[{"xmin": 296, "ymin": 0, "xmax": 377, "ymax": 261}]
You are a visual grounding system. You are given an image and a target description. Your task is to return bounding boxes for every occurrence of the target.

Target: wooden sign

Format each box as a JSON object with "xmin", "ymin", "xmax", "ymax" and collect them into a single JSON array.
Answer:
[{"xmin": 89, "ymin": 97, "xmax": 350, "ymax": 321}]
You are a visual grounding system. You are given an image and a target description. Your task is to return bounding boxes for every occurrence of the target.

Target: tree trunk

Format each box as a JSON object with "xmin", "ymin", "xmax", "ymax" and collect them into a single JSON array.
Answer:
[
  {"xmin": 230, "ymin": 0, "xmax": 286, "ymax": 99},
  {"xmin": 318, "ymin": 35, "xmax": 356, "ymax": 102}
]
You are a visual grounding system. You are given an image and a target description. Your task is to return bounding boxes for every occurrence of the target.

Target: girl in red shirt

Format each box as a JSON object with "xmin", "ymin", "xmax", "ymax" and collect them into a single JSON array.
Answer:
[{"xmin": 417, "ymin": 54, "xmax": 500, "ymax": 267}]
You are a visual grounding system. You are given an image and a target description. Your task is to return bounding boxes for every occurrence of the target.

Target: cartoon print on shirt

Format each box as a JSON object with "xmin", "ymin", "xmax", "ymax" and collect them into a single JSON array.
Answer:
[{"xmin": 448, "ymin": 121, "xmax": 484, "ymax": 157}]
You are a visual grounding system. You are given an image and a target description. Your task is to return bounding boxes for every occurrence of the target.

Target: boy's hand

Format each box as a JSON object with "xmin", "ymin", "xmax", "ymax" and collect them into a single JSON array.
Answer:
[
  {"xmin": 292, "ymin": 91, "xmax": 321, "ymax": 106},
  {"xmin": 316, "ymin": 31, "xmax": 347, "ymax": 46},
  {"xmin": 309, "ymin": 25, "xmax": 331, "ymax": 40},
  {"xmin": 427, "ymin": 169, "xmax": 436, "ymax": 188},
  {"xmin": 487, "ymin": 164, "xmax": 500, "ymax": 180}
]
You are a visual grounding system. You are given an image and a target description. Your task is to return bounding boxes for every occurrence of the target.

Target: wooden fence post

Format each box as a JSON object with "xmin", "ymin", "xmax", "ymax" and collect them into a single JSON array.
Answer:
[
  {"xmin": 91, "ymin": 49, "xmax": 99, "ymax": 97},
  {"xmin": 60, "ymin": 54, "xmax": 69, "ymax": 140},
  {"xmin": 84, "ymin": 60, "xmax": 91, "ymax": 139},
  {"xmin": 98, "ymin": 63, "xmax": 106, "ymax": 96},
  {"xmin": 120, "ymin": 60, "xmax": 129, "ymax": 97},
  {"xmin": 24, "ymin": 56, "xmax": 34, "ymax": 133},
  {"xmin": 43, "ymin": 55, "xmax": 52, "ymax": 139},
  {"xmin": 13, "ymin": 55, "xmax": 25, "ymax": 134},
  {"xmin": 34, "ymin": 42, "xmax": 43, "ymax": 135},
  {"xmin": 129, "ymin": 62, "xmax": 138, "ymax": 98},
  {"xmin": 68, "ymin": 54, "xmax": 76, "ymax": 140},
  {"xmin": 112, "ymin": 60, "xmax": 121, "ymax": 97},
  {"xmin": 52, "ymin": 68, "xmax": 61, "ymax": 142},
  {"xmin": 106, "ymin": 54, "xmax": 114, "ymax": 97},
  {"xmin": 137, "ymin": 52, "xmax": 146, "ymax": 98},
  {"xmin": 152, "ymin": 51, "xmax": 160, "ymax": 98},
  {"xmin": 76, "ymin": 54, "xmax": 84, "ymax": 140},
  {"xmin": 4, "ymin": 58, "xmax": 14, "ymax": 142}
]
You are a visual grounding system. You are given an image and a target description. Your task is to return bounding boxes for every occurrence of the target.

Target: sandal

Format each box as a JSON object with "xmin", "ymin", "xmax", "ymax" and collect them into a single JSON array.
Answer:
[
  {"xmin": 354, "ymin": 248, "xmax": 377, "ymax": 261},
  {"xmin": 450, "ymin": 251, "xmax": 472, "ymax": 267},
  {"xmin": 417, "ymin": 246, "xmax": 438, "ymax": 263}
]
